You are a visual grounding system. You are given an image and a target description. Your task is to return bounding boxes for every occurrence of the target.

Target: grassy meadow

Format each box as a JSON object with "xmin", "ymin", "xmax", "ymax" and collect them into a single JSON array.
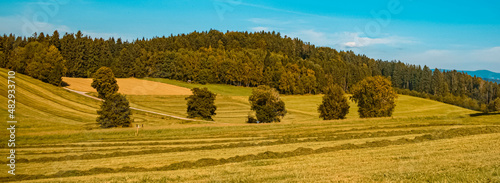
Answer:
[{"xmin": 1, "ymin": 69, "xmax": 499, "ymax": 182}]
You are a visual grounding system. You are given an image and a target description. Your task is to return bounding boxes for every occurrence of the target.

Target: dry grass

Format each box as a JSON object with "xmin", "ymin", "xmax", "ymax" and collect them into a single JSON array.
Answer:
[
  {"xmin": 1, "ymin": 69, "xmax": 499, "ymax": 182},
  {"xmin": 15, "ymin": 133, "xmax": 500, "ymax": 183},
  {"xmin": 62, "ymin": 77, "xmax": 192, "ymax": 95}
]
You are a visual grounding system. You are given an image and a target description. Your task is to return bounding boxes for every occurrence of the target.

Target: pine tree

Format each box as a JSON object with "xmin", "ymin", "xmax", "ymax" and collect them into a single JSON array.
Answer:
[
  {"xmin": 318, "ymin": 84, "xmax": 350, "ymax": 120},
  {"xmin": 49, "ymin": 30, "xmax": 60, "ymax": 50},
  {"xmin": 421, "ymin": 66, "xmax": 432, "ymax": 93},
  {"xmin": 432, "ymin": 69, "xmax": 448, "ymax": 96},
  {"xmin": 0, "ymin": 51, "xmax": 5, "ymax": 67}
]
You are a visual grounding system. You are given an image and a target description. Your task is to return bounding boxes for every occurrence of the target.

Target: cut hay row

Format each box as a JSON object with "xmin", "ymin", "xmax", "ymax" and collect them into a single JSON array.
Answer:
[
  {"xmin": 4, "ymin": 126, "xmax": 499, "ymax": 182},
  {"xmin": 8, "ymin": 124, "xmax": 478, "ymax": 164}
]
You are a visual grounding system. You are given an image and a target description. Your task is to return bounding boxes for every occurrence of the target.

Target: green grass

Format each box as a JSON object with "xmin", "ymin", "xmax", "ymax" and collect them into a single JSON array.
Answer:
[
  {"xmin": 142, "ymin": 78, "xmax": 253, "ymax": 96},
  {"xmin": 140, "ymin": 77, "xmax": 475, "ymax": 124},
  {"xmin": 0, "ymin": 69, "xmax": 499, "ymax": 182},
  {"xmin": 125, "ymin": 92, "xmax": 475, "ymax": 124}
]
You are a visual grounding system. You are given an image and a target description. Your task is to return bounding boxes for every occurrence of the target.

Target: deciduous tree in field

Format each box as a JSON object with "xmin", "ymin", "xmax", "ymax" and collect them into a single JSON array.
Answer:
[
  {"xmin": 91, "ymin": 66, "xmax": 119, "ymax": 100},
  {"xmin": 350, "ymin": 76, "xmax": 397, "ymax": 118},
  {"xmin": 318, "ymin": 84, "xmax": 350, "ymax": 120},
  {"xmin": 97, "ymin": 93, "xmax": 132, "ymax": 128},
  {"xmin": 248, "ymin": 85, "xmax": 286, "ymax": 123},
  {"xmin": 186, "ymin": 87, "xmax": 217, "ymax": 120},
  {"xmin": 92, "ymin": 67, "xmax": 132, "ymax": 128}
]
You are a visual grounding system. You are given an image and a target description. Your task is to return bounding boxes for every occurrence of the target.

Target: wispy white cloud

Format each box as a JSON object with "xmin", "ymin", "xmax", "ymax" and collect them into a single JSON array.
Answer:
[
  {"xmin": 238, "ymin": 2, "xmax": 329, "ymax": 19},
  {"xmin": 470, "ymin": 47, "xmax": 500, "ymax": 64},
  {"xmin": 341, "ymin": 32, "xmax": 416, "ymax": 48},
  {"xmin": 0, "ymin": 15, "xmax": 134, "ymax": 41},
  {"xmin": 0, "ymin": 15, "xmax": 70, "ymax": 36},
  {"xmin": 248, "ymin": 18, "xmax": 301, "ymax": 25},
  {"xmin": 284, "ymin": 29, "xmax": 416, "ymax": 49},
  {"xmin": 251, "ymin": 26, "xmax": 270, "ymax": 32},
  {"xmin": 401, "ymin": 47, "xmax": 500, "ymax": 72},
  {"xmin": 285, "ymin": 29, "xmax": 332, "ymax": 45},
  {"xmin": 80, "ymin": 30, "xmax": 137, "ymax": 41},
  {"xmin": 81, "ymin": 31, "xmax": 120, "ymax": 39},
  {"xmin": 286, "ymin": 29, "xmax": 498, "ymax": 72}
]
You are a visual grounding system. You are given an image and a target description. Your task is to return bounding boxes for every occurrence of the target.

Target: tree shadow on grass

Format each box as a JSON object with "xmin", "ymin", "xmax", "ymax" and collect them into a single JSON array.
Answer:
[
  {"xmin": 61, "ymin": 81, "xmax": 69, "ymax": 87},
  {"xmin": 469, "ymin": 112, "xmax": 500, "ymax": 117}
]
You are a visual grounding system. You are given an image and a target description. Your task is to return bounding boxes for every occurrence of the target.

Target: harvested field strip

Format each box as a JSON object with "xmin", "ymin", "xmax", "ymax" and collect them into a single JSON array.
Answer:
[
  {"xmin": 19, "ymin": 140, "xmax": 277, "ymax": 159},
  {"xmin": 20, "ymin": 121, "xmax": 470, "ymax": 148},
  {"xmin": 20, "ymin": 124, "xmax": 461, "ymax": 158},
  {"xmin": 23, "ymin": 137, "xmax": 268, "ymax": 148},
  {"xmin": 4, "ymin": 126, "xmax": 499, "ymax": 182},
  {"xmin": 7, "ymin": 127, "xmax": 469, "ymax": 164},
  {"xmin": 22, "ymin": 133, "xmax": 500, "ymax": 183},
  {"xmin": 62, "ymin": 77, "xmax": 193, "ymax": 95},
  {"xmin": 16, "ymin": 134, "xmax": 423, "ymax": 176},
  {"xmin": 14, "ymin": 118, "xmax": 472, "ymax": 146}
]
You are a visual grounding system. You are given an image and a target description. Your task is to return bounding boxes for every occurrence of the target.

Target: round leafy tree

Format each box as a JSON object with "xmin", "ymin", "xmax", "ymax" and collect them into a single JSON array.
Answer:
[
  {"xmin": 350, "ymin": 76, "xmax": 397, "ymax": 118},
  {"xmin": 318, "ymin": 84, "xmax": 350, "ymax": 120},
  {"xmin": 186, "ymin": 88, "xmax": 217, "ymax": 120},
  {"xmin": 97, "ymin": 93, "xmax": 132, "ymax": 128},
  {"xmin": 91, "ymin": 66, "xmax": 119, "ymax": 100},
  {"xmin": 248, "ymin": 85, "xmax": 287, "ymax": 123}
]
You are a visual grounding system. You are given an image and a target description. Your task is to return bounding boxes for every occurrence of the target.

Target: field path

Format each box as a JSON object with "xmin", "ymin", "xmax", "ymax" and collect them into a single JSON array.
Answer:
[{"xmin": 63, "ymin": 87, "xmax": 204, "ymax": 122}]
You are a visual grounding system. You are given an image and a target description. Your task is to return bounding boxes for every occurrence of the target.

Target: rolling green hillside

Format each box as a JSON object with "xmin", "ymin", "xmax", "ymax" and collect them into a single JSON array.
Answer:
[
  {"xmin": 0, "ymin": 68, "xmax": 191, "ymax": 145},
  {"xmin": 0, "ymin": 69, "xmax": 479, "ymax": 136},
  {"xmin": 1, "ymin": 70, "xmax": 499, "ymax": 182},
  {"xmin": 139, "ymin": 78, "xmax": 476, "ymax": 123}
]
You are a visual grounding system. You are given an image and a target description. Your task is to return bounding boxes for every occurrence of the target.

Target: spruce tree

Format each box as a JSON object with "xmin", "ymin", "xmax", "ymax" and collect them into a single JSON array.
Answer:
[{"xmin": 49, "ymin": 30, "xmax": 60, "ymax": 50}]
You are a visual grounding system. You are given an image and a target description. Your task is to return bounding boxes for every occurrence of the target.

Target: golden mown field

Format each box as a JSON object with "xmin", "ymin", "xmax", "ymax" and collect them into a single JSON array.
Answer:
[
  {"xmin": 1, "ymin": 69, "xmax": 498, "ymax": 182},
  {"xmin": 62, "ymin": 77, "xmax": 192, "ymax": 95}
]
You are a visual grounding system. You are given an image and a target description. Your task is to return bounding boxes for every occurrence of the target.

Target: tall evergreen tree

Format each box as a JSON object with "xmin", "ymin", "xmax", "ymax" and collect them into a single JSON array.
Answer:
[
  {"xmin": 432, "ymin": 68, "xmax": 448, "ymax": 96},
  {"xmin": 420, "ymin": 66, "xmax": 433, "ymax": 93},
  {"xmin": 0, "ymin": 51, "xmax": 5, "ymax": 68},
  {"xmin": 49, "ymin": 30, "xmax": 60, "ymax": 50}
]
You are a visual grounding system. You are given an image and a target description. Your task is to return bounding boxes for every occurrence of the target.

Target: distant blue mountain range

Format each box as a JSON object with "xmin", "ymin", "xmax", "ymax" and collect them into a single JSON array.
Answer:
[{"xmin": 435, "ymin": 69, "xmax": 500, "ymax": 83}]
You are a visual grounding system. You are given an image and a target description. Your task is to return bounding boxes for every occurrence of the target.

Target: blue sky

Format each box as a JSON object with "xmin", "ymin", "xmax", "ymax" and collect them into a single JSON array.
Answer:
[{"xmin": 1, "ymin": 0, "xmax": 499, "ymax": 72}]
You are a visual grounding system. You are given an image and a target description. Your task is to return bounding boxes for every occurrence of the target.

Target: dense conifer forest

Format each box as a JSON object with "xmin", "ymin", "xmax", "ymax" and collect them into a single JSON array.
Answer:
[{"xmin": 0, "ymin": 30, "xmax": 498, "ymax": 112}]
